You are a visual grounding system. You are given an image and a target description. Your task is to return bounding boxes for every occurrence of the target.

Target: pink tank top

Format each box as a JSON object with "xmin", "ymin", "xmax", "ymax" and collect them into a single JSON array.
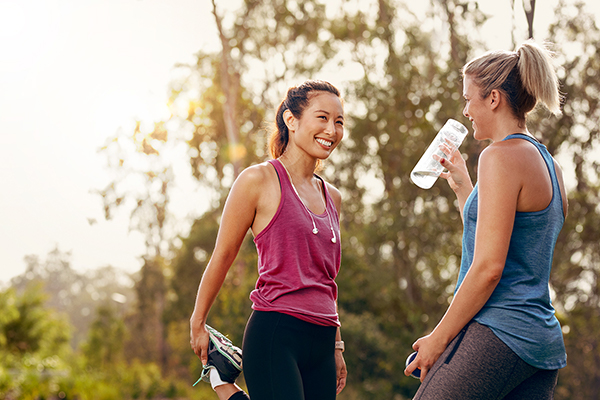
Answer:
[{"xmin": 250, "ymin": 159, "xmax": 341, "ymax": 327}]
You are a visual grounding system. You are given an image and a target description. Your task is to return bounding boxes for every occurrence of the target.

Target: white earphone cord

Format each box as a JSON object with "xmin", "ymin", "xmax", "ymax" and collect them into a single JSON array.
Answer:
[{"xmin": 279, "ymin": 160, "xmax": 336, "ymax": 244}]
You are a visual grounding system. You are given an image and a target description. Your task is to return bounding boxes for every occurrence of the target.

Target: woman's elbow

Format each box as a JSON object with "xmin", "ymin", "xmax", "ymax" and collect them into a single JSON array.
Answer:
[
  {"xmin": 483, "ymin": 262, "xmax": 504, "ymax": 286},
  {"xmin": 471, "ymin": 259, "xmax": 504, "ymax": 286}
]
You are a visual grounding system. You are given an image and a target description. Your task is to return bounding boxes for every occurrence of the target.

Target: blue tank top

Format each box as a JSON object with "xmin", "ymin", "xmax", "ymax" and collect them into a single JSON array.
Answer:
[{"xmin": 456, "ymin": 133, "xmax": 567, "ymax": 370}]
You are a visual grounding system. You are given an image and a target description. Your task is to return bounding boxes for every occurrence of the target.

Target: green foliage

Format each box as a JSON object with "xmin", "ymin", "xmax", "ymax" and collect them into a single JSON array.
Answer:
[
  {"xmin": 0, "ymin": 285, "xmax": 73, "ymax": 400},
  {"xmin": 0, "ymin": 284, "xmax": 71, "ymax": 357},
  {"xmin": 167, "ymin": 208, "xmax": 222, "ymax": 325},
  {"xmin": 555, "ymin": 304, "xmax": 600, "ymax": 399},
  {"xmin": 0, "ymin": 290, "xmax": 18, "ymax": 349},
  {"xmin": 9, "ymin": 248, "xmax": 135, "ymax": 348},
  {"xmin": 81, "ymin": 304, "xmax": 126, "ymax": 370},
  {"xmin": 126, "ymin": 257, "xmax": 168, "ymax": 367},
  {"xmin": 1, "ymin": 354, "xmax": 71, "ymax": 400}
]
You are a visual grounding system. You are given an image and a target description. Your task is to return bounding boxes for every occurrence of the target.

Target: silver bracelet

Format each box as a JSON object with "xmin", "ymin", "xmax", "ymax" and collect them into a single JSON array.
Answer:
[{"xmin": 335, "ymin": 340, "xmax": 345, "ymax": 352}]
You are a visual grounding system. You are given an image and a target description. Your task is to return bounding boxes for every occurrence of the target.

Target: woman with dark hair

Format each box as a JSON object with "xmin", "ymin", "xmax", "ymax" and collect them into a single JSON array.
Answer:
[
  {"xmin": 405, "ymin": 41, "xmax": 568, "ymax": 399},
  {"xmin": 190, "ymin": 80, "xmax": 347, "ymax": 400}
]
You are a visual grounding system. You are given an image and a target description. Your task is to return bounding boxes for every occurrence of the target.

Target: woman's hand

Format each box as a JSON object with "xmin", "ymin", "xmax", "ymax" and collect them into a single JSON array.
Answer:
[
  {"xmin": 335, "ymin": 350, "xmax": 347, "ymax": 394},
  {"xmin": 434, "ymin": 143, "xmax": 474, "ymax": 219},
  {"xmin": 190, "ymin": 319, "xmax": 210, "ymax": 366},
  {"xmin": 403, "ymin": 333, "xmax": 448, "ymax": 382},
  {"xmin": 436, "ymin": 144, "xmax": 472, "ymax": 194}
]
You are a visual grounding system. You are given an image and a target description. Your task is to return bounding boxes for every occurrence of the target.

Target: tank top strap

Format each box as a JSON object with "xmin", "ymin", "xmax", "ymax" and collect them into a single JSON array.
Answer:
[
  {"xmin": 319, "ymin": 176, "xmax": 338, "ymax": 219},
  {"xmin": 269, "ymin": 159, "xmax": 293, "ymax": 198},
  {"xmin": 269, "ymin": 159, "xmax": 335, "ymax": 218},
  {"xmin": 503, "ymin": 133, "xmax": 562, "ymax": 212}
]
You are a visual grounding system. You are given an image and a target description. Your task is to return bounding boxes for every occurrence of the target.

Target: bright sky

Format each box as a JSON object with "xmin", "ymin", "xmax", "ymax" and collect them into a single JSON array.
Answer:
[{"xmin": 1, "ymin": 0, "xmax": 598, "ymax": 284}]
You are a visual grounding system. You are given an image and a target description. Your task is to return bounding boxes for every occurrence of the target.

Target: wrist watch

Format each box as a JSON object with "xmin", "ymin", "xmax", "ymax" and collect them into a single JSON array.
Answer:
[{"xmin": 335, "ymin": 340, "xmax": 345, "ymax": 352}]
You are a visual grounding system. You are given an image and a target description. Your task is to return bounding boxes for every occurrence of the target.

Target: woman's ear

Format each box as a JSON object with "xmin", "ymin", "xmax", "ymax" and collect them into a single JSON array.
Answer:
[
  {"xmin": 489, "ymin": 89, "xmax": 501, "ymax": 110},
  {"xmin": 283, "ymin": 109, "xmax": 297, "ymax": 132}
]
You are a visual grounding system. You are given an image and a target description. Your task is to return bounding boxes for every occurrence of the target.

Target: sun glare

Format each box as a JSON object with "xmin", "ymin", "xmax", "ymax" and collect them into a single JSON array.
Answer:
[{"xmin": 0, "ymin": 2, "xmax": 60, "ymax": 74}]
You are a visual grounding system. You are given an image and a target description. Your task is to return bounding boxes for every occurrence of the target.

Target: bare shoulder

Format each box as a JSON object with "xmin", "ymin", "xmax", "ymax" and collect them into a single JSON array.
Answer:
[
  {"xmin": 482, "ymin": 137, "xmax": 535, "ymax": 157},
  {"xmin": 227, "ymin": 162, "xmax": 279, "ymax": 206},
  {"xmin": 479, "ymin": 138, "xmax": 537, "ymax": 172},
  {"xmin": 476, "ymin": 140, "xmax": 531, "ymax": 196},
  {"xmin": 235, "ymin": 161, "xmax": 278, "ymax": 189}
]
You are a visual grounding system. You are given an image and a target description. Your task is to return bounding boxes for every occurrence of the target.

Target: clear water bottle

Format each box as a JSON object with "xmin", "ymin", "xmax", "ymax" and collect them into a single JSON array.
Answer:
[{"xmin": 410, "ymin": 119, "xmax": 469, "ymax": 189}]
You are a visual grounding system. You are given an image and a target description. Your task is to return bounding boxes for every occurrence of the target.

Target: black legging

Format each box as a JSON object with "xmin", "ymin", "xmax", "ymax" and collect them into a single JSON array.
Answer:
[
  {"xmin": 242, "ymin": 310, "xmax": 337, "ymax": 400},
  {"xmin": 413, "ymin": 321, "xmax": 559, "ymax": 400}
]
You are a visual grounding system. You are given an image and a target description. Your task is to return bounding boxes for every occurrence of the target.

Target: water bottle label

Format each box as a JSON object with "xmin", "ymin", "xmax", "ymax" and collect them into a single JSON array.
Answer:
[{"xmin": 410, "ymin": 119, "xmax": 468, "ymax": 189}]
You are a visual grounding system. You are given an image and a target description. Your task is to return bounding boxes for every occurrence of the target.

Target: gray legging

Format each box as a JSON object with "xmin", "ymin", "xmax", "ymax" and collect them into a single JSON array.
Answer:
[{"xmin": 413, "ymin": 321, "xmax": 559, "ymax": 400}]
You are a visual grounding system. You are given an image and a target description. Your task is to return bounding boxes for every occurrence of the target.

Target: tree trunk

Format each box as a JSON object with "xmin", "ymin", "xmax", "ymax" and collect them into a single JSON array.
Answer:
[
  {"xmin": 212, "ymin": 0, "xmax": 242, "ymax": 179},
  {"xmin": 524, "ymin": 0, "xmax": 536, "ymax": 39}
]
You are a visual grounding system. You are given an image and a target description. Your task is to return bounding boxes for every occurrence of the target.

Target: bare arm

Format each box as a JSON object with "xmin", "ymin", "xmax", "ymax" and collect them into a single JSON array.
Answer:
[
  {"xmin": 406, "ymin": 144, "xmax": 521, "ymax": 381},
  {"xmin": 189, "ymin": 166, "xmax": 265, "ymax": 365}
]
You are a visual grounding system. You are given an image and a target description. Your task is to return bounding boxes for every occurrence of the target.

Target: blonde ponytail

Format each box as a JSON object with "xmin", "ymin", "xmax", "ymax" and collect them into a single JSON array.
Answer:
[
  {"xmin": 517, "ymin": 41, "xmax": 562, "ymax": 115},
  {"xmin": 463, "ymin": 40, "xmax": 562, "ymax": 123}
]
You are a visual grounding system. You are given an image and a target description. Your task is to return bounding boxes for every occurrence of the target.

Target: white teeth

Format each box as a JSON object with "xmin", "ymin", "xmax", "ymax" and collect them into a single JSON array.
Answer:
[{"xmin": 316, "ymin": 138, "xmax": 332, "ymax": 147}]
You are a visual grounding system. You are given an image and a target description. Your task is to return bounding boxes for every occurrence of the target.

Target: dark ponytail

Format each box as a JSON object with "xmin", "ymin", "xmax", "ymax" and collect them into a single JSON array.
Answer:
[{"xmin": 268, "ymin": 80, "xmax": 341, "ymax": 159}]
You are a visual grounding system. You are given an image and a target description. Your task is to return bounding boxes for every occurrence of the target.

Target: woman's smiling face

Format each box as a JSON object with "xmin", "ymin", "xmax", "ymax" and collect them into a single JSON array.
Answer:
[
  {"xmin": 462, "ymin": 74, "xmax": 492, "ymax": 141},
  {"xmin": 290, "ymin": 91, "xmax": 344, "ymax": 159}
]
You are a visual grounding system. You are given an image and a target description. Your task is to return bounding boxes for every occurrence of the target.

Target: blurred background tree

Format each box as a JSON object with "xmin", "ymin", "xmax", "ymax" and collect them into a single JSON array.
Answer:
[
  {"xmin": 532, "ymin": 2, "xmax": 600, "ymax": 398},
  {"xmin": 3, "ymin": 0, "xmax": 600, "ymax": 399},
  {"xmin": 8, "ymin": 247, "xmax": 134, "ymax": 347}
]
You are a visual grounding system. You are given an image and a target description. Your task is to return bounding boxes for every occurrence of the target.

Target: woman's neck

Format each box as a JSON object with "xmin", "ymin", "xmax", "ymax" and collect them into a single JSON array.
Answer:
[
  {"xmin": 278, "ymin": 151, "xmax": 317, "ymax": 182},
  {"xmin": 490, "ymin": 114, "xmax": 528, "ymax": 143}
]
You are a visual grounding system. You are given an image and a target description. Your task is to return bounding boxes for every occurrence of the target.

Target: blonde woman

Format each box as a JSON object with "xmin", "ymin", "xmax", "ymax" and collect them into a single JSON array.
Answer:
[{"xmin": 405, "ymin": 41, "xmax": 567, "ymax": 399}]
